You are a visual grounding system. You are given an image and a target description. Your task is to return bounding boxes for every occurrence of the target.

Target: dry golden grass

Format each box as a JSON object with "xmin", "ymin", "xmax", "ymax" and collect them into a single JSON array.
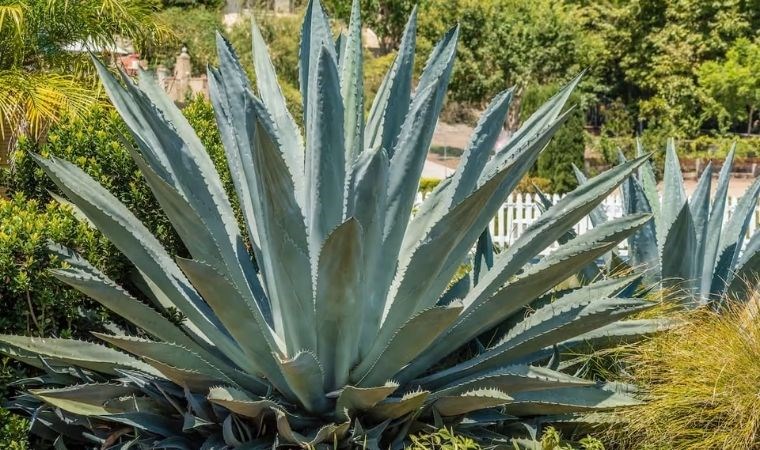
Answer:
[{"xmin": 611, "ymin": 289, "xmax": 760, "ymax": 449}]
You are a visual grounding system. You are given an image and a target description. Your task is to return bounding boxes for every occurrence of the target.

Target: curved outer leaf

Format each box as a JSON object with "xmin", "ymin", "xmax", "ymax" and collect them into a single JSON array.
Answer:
[
  {"xmin": 415, "ymin": 278, "xmax": 646, "ymax": 389},
  {"xmin": 98, "ymin": 62, "xmax": 266, "ymax": 343},
  {"xmin": 92, "ymin": 334, "xmax": 233, "ymax": 387},
  {"xmin": 335, "ymin": 382, "xmax": 398, "ymax": 417},
  {"xmin": 315, "ymin": 219, "xmax": 363, "ymax": 390},
  {"xmin": 340, "ymin": 0, "xmax": 364, "ymax": 164},
  {"xmin": 364, "ymin": 7, "xmax": 416, "ymax": 154},
  {"xmin": 207, "ymin": 386, "xmax": 277, "ymax": 419},
  {"xmin": 368, "ymin": 390, "xmax": 429, "ymax": 420},
  {"xmin": 306, "ymin": 46, "xmax": 345, "ymax": 260},
  {"xmin": 29, "ymin": 384, "xmax": 139, "ymax": 416},
  {"xmin": 504, "ymin": 386, "xmax": 640, "ymax": 416},
  {"xmin": 430, "ymin": 366, "xmax": 593, "ymax": 400},
  {"xmin": 433, "ymin": 389, "xmax": 512, "ymax": 416},
  {"xmin": 0, "ymin": 335, "xmax": 161, "ymax": 377},
  {"xmin": 30, "ymin": 154, "xmax": 247, "ymax": 366},
  {"xmin": 47, "ymin": 244, "xmax": 199, "ymax": 351},
  {"xmin": 400, "ymin": 213, "xmax": 651, "ymax": 382}
]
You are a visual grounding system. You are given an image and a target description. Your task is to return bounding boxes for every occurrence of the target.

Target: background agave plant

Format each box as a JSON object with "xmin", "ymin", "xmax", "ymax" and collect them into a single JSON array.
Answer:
[
  {"xmin": 1, "ymin": 1, "xmax": 663, "ymax": 447},
  {"xmin": 574, "ymin": 139, "xmax": 760, "ymax": 305}
]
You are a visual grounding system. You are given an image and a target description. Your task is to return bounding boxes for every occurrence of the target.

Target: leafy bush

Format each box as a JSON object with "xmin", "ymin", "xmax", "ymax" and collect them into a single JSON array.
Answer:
[
  {"xmin": 613, "ymin": 293, "xmax": 760, "ymax": 449},
  {"xmin": 408, "ymin": 428, "xmax": 481, "ymax": 450},
  {"xmin": 0, "ymin": 408, "xmax": 28, "ymax": 450}
]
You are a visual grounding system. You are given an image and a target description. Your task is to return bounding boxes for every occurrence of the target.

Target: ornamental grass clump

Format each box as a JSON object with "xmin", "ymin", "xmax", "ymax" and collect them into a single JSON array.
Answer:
[
  {"xmin": 613, "ymin": 288, "xmax": 760, "ymax": 449},
  {"xmin": 0, "ymin": 0, "xmax": 662, "ymax": 447}
]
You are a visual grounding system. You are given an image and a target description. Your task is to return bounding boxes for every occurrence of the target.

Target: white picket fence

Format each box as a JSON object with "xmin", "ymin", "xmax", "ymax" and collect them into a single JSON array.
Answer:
[{"xmin": 416, "ymin": 192, "xmax": 760, "ymax": 256}]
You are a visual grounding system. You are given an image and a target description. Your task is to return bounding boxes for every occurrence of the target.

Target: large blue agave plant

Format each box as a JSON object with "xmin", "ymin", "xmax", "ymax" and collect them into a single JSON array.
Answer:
[{"xmin": 1, "ymin": 1, "xmax": 663, "ymax": 448}]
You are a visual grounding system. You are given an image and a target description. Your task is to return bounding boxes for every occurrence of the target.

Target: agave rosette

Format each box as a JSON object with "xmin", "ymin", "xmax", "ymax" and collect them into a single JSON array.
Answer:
[{"xmin": 2, "ymin": 1, "xmax": 662, "ymax": 447}]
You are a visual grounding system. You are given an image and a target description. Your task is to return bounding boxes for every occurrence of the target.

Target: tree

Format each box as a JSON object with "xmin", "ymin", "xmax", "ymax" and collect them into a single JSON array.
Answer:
[
  {"xmin": 322, "ymin": 0, "xmax": 416, "ymax": 52},
  {"xmin": 0, "ymin": 0, "xmax": 168, "ymax": 140},
  {"xmin": 697, "ymin": 38, "xmax": 760, "ymax": 134}
]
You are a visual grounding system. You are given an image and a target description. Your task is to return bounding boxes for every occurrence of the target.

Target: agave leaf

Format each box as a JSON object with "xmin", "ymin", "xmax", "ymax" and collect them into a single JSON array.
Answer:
[
  {"xmin": 335, "ymin": 382, "xmax": 399, "ymax": 417},
  {"xmin": 207, "ymin": 386, "xmax": 278, "ymax": 419},
  {"xmin": 481, "ymin": 72, "xmax": 583, "ymax": 184},
  {"xmin": 726, "ymin": 232, "xmax": 760, "ymax": 299},
  {"xmin": 30, "ymin": 384, "xmax": 138, "ymax": 416},
  {"xmin": 346, "ymin": 148, "xmax": 389, "ymax": 358},
  {"xmin": 463, "ymin": 156, "xmax": 650, "ymax": 317},
  {"xmin": 368, "ymin": 390, "xmax": 429, "ymax": 420},
  {"xmin": 636, "ymin": 139, "xmax": 661, "ymax": 222},
  {"xmin": 315, "ymin": 219, "xmax": 364, "ymax": 390},
  {"xmin": 711, "ymin": 176, "xmax": 760, "ymax": 296},
  {"xmin": 660, "ymin": 202, "xmax": 698, "ymax": 296},
  {"xmin": 406, "ymin": 89, "xmax": 512, "ymax": 248},
  {"xmin": 31, "ymin": 154, "xmax": 246, "ymax": 364},
  {"xmin": 353, "ymin": 302, "xmax": 463, "ymax": 387},
  {"xmin": 277, "ymin": 351, "xmax": 327, "ymax": 413},
  {"xmin": 417, "ymin": 281, "xmax": 646, "ymax": 388},
  {"xmin": 621, "ymin": 176, "xmax": 658, "ymax": 272},
  {"xmin": 504, "ymin": 386, "xmax": 641, "ymax": 416},
  {"xmin": 48, "ymin": 245, "xmax": 197, "ymax": 351},
  {"xmin": 364, "ymin": 7, "xmax": 416, "ymax": 154},
  {"xmin": 299, "ymin": 0, "xmax": 334, "ymax": 118},
  {"xmin": 145, "ymin": 357, "xmax": 222, "ymax": 392},
  {"xmin": 274, "ymin": 409, "xmax": 349, "ymax": 446},
  {"xmin": 340, "ymin": 0, "xmax": 364, "ymax": 164},
  {"xmin": 433, "ymin": 389, "xmax": 512, "ymax": 416},
  {"xmin": 306, "ymin": 46, "xmax": 346, "ymax": 258},
  {"xmin": 380, "ymin": 27, "xmax": 458, "ymax": 287},
  {"xmin": 571, "ymin": 163, "xmax": 608, "ymax": 226},
  {"xmin": 0, "ymin": 336, "xmax": 161, "ymax": 377},
  {"xmin": 92, "ymin": 334, "xmax": 234, "ymax": 387},
  {"xmin": 175, "ymin": 257, "xmax": 285, "ymax": 382},
  {"xmin": 689, "ymin": 162, "xmax": 712, "ymax": 273},
  {"xmin": 391, "ymin": 110, "xmax": 578, "ymax": 332},
  {"xmin": 431, "ymin": 366, "xmax": 594, "ymax": 399},
  {"xmin": 251, "ymin": 18, "xmax": 304, "ymax": 166},
  {"xmin": 473, "ymin": 229, "xmax": 495, "ymax": 285},
  {"xmin": 402, "ymin": 213, "xmax": 650, "ymax": 382},
  {"xmin": 659, "ymin": 138, "xmax": 686, "ymax": 246},
  {"xmin": 700, "ymin": 146, "xmax": 736, "ymax": 295},
  {"xmin": 558, "ymin": 319, "xmax": 673, "ymax": 349}
]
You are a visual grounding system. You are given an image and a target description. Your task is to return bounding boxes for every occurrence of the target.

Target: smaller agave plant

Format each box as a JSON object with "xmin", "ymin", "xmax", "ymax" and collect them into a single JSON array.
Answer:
[
  {"xmin": 574, "ymin": 139, "xmax": 760, "ymax": 304},
  {"xmin": 0, "ymin": 1, "xmax": 667, "ymax": 448}
]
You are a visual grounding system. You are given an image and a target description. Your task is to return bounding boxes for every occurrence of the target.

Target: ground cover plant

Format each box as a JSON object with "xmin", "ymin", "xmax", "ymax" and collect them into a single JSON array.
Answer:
[{"xmin": 0, "ymin": 0, "xmax": 666, "ymax": 447}]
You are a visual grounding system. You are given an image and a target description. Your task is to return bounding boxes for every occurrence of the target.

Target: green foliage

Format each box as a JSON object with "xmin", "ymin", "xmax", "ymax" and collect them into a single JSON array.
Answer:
[
  {"xmin": 0, "ymin": 408, "xmax": 28, "ymax": 450},
  {"xmin": 417, "ymin": 0, "xmax": 587, "ymax": 107},
  {"xmin": 151, "ymin": 6, "xmax": 221, "ymax": 73},
  {"xmin": 323, "ymin": 0, "xmax": 416, "ymax": 51},
  {"xmin": 697, "ymin": 37, "xmax": 760, "ymax": 134},
  {"xmin": 0, "ymin": 2, "xmax": 657, "ymax": 447},
  {"xmin": 521, "ymin": 83, "xmax": 585, "ymax": 194},
  {"xmin": 408, "ymin": 428, "xmax": 480, "ymax": 450},
  {"xmin": 538, "ymin": 427, "xmax": 605, "ymax": 450}
]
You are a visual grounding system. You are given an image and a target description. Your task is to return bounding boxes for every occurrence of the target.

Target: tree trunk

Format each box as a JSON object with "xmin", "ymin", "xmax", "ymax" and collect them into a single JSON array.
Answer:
[{"xmin": 748, "ymin": 105, "xmax": 754, "ymax": 135}]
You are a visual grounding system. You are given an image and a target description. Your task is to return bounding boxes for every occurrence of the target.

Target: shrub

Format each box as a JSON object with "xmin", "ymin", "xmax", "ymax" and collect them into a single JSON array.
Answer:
[
  {"xmin": 0, "ymin": 408, "xmax": 28, "ymax": 450},
  {"xmin": 613, "ymin": 293, "xmax": 760, "ymax": 449}
]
